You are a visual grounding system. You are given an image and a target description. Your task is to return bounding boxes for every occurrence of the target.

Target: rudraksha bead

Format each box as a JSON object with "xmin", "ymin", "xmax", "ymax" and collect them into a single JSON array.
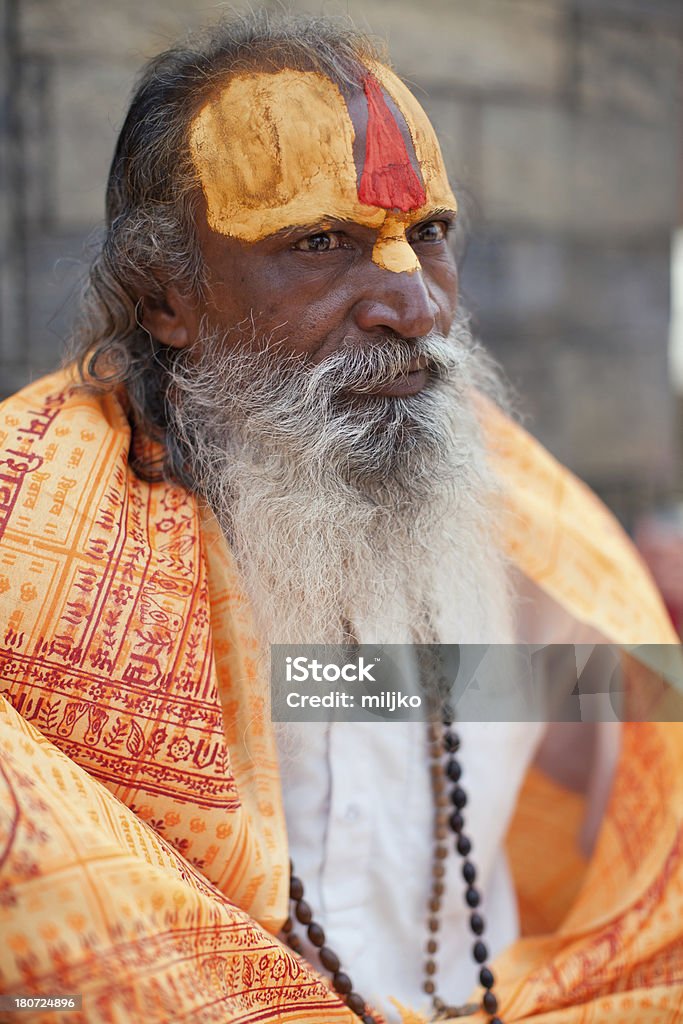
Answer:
[
  {"xmin": 451, "ymin": 786, "xmax": 467, "ymax": 809},
  {"xmin": 473, "ymin": 940, "xmax": 488, "ymax": 963},
  {"xmin": 462, "ymin": 861, "xmax": 476, "ymax": 885},
  {"xmin": 470, "ymin": 912, "xmax": 485, "ymax": 935},
  {"xmin": 295, "ymin": 899, "xmax": 312, "ymax": 925},
  {"xmin": 346, "ymin": 993, "xmax": 366, "ymax": 1015},
  {"xmin": 457, "ymin": 834, "xmax": 472, "ymax": 856},
  {"xmin": 333, "ymin": 971, "xmax": 352, "ymax": 995},
  {"xmin": 289, "ymin": 876, "xmax": 304, "ymax": 901},
  {"xmin": 483, "ymin": 990, "xmax": 498, "ymax": 1014},
  {"xmin": 480, "ymin": 966, "xmax": 494, "ymax": 989},
  {"xmin": 465, "ymin": 886, "xmax": 480, "ymax": 908},
  {"xmin": 319, "ymin": 946, "xmax": 340, "ymax": 973},
  {"xmin": 307, "ymin": 922, "xmax": 325, "ymax": 947}
]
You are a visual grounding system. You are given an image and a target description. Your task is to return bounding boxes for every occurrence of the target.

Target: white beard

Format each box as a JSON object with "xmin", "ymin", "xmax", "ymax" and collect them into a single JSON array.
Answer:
[{"xmin": 166, "ymin": 312, "xmax": 514, "ymax": 647}]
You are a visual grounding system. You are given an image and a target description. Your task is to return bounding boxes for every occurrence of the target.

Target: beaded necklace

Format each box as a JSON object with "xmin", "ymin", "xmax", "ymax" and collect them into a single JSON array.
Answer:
[{"xmin": 282, "ymin": 711, "xmax": 504, "ymax": 1024}]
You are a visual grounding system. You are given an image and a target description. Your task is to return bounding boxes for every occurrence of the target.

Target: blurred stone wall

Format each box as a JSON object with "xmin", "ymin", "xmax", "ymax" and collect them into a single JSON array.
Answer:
[{"xmin": 1, "ymin": 0, "xmax": 682, "ymax": 524}]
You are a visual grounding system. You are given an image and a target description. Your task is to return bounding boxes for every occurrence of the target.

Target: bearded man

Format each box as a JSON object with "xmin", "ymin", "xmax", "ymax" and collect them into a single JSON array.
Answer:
[{"xmin": 0, "ymin": 12, "xmax": 681, "ymax": 1024}]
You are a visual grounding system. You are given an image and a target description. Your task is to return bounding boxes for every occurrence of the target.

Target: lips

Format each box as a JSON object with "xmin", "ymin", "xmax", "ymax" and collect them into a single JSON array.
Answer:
[{"xmin": 357, "ymin": 354, "xmax": 430, "ymax": 398}]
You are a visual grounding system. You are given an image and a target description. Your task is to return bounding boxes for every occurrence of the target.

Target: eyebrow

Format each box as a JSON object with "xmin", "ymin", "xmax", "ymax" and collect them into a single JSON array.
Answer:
[
  {"xmin": 267, "ymin": 217, "xmax": 361, "ymax": 242},
  {"xmin": 269, "ymin": 207, "xmax": 458, "ymax": 243},
  {"xmin": 411, "ymin": 206, "xmax": 458, "ymax": 223}
]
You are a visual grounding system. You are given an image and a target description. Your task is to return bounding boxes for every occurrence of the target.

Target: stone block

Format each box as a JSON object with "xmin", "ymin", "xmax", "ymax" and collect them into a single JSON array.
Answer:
[
  {"xmin": 279, "ymin": 0, "xmax": 568, "ymax": 96},
  {"xmin": 0, "ymin": 364, "xmax": 34, "ymax": 403},
  {"xmin": 573, "ymin": 112, "xmax": 679, "ymax": 235},
  {"xmin": 480, "ymin": 105, "xmax": 573, "ymax": 231},
  {"xmin": 52, "ymin": 59, "xmax": 138, "ymax": 229},
  {"xmin": 24, "ymin": 232, "xmax": 91, "ymax": 375},
  {"xmin": 460, "ymin": 233, "xmax": 568, "ymax": 330},
  {"xmin": 467, "ymin": 234, "xmax": 672, "ymax": 340},
  {"xmin": 480, "ymin": 102, "xmax": 679, "ymax": 234},
  {"xmin": 573, "ymin": 0, "xmax": 683, "ymax": 28},
  {"xmin": 484, "ymin": 338, "xmax": 574, "ymax": 458},
  {"xmin": 577, "ymin": 17, "xmax": 682, "ymax": 123},
  {"xmin": 420, "ymin": 94, "xmax": 480, "ymax": 193},
  {"xmin": 564, "ymin": 239, "xmax": 671, "ymax": 341},
  {"xmin": 20, "ymin": 0, "xmax": 239, "ymax": 60},
  {"xmin": 555, "ymin": 344, "xmax": 676, "ymax": 482},
  {"xmin": 498, "ymin": 338, "xmax": 676, "ymax": 485}
]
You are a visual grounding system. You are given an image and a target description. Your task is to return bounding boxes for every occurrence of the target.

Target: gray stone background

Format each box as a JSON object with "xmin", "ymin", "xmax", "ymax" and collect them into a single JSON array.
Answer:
[{"xmin": 1, "ymin": 0, "xmax": 682, "ymax": 527}]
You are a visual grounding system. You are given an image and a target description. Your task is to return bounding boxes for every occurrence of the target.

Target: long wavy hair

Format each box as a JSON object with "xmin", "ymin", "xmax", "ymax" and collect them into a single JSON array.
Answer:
[{"xmin": 68, "ymin": 11, "xmax": 386, "ymax": 485}]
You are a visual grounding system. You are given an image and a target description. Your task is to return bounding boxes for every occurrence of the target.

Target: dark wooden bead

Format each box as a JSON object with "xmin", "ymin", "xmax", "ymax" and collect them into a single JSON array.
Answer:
[
  {"xmin": 362, "ymin": 1016, "xmax": 376, "ymax": 1024},
  {"xmin": 427, "ymin": 938, "xmax": 438, "ymax": 955},
  {"xmin": 449, "ymin": 810, "xmax": 464, "ymax": 833},
  {"xmin": 457, "ymin": 834, "xmax": 472, "ymax": 856},
  {"xmin": 443, "ymin": 730, "xmax": 460, "ymax": 752},
  {"xmin": 281, "ymin": 916, "xmax": 293, "ymax": 934},
  {"xmin": 423, "ymin": 980, "xmax": 435, "ymax": 995},
  {"xmin": 428, "ymin": 916, "xmax": 440, "ymax": 932},
  {"xmin": 446, "ymin": 758, "xmax": 462, "ymax": 782},
  {"xmin": 470, "ymin": 912, "xmax": 485, "ymax": 935},
  {"xmin": 483, "ymin": 990, "xmax": 498, "ymax": 1014},
  {"xmin": 319, "ymin": 946, "xmax": 341, "ymax": 972},
  {"xmin": 480, "ymin": 966, "xmax": 495, "ymax": 989},
  {"xmin": 462, "ymin": 861, "xmax": 477, "ymax": 884},
  {"xmin": 295, "ymin": 899, "xmax": 312, "ymax": 924},
  {"xmin": 287, "ymin": 933, "xmax": 303, "ymax": 953},
  {"xmin": 466, "ymin": 886, "xmax": 480, "ymax": 908},
  {"xmin": 473, "ymin": 940, "xmax": 488, "ymax": 963},
  {"xmin": 489, "ymin": 1018, "xmax": 503, "ymax": 1024},
  {"xmin": 347, "ymin": 992, "xmax": 366, "ymax": 1015},
  {"xmin": 289, "ymin": 876, "xmax": 304, "ymax": 901},
  {"xmin": 442, "ymin": 704, "xmax": 454, "ymax": 726},
  {"xmin": 307, "ymin": 922, "xmax": 325, "ymax": 947},
  {"xmin": 425, "ymin": 959, "xmax": 437, "ymax": 976},
  {"xmin": 333, "ymin": 972, "xmax": 353, "ymax": 995},
  {"xmin": 451, "ymin": 786, "xmax": 467, "ymax": 809}
]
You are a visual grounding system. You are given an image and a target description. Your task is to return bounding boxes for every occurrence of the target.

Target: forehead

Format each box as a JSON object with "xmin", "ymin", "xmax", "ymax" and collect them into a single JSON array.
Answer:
[{"xmin": 189, "ymin": 64, "xmax": 456, "ymax": 243}]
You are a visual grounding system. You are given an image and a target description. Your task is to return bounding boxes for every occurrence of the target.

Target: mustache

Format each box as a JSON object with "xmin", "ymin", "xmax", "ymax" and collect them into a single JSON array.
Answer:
[{"xmin": 301, "ymin": 331, "xmax": 462, "ymax": 398}]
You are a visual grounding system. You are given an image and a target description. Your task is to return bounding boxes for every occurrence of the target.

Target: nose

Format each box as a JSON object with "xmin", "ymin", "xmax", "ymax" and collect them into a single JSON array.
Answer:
[{"xmin": 352, "ymin": 266, "xmax": 438, "ymax": 338}]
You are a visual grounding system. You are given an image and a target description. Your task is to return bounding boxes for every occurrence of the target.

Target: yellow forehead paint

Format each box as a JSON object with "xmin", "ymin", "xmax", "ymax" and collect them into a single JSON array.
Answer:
[{"xmin": 189, "ymin": 66, "xmax": 456, "ymax": 274}]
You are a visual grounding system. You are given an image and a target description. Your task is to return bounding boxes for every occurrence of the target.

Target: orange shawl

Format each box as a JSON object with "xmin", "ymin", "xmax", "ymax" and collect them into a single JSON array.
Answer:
[{"xmin": 0, "ymin": 370, "xmax": 680, "ymax": 1023}]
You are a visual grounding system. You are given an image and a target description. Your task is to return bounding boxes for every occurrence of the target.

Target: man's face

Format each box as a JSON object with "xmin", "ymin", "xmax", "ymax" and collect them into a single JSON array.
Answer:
[{"xmin": 187, "ymin": 65, "xmax": 459, "ymax": 397}]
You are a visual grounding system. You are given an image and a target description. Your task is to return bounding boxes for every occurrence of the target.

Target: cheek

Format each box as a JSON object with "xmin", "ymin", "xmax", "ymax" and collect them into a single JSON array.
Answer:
[
  {"xmin": 426, "ymin": 262, "xmax": 459, "ymax": 330},
  {"xmin": 258, "ymin": 273, "xmax": 359, "ymax": 356}
]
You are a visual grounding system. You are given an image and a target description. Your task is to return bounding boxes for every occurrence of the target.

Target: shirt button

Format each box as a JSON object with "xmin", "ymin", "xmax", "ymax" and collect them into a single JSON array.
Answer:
[{"xmin": 343, "ymin": 803, "xmax": 362, "ymax": 823}]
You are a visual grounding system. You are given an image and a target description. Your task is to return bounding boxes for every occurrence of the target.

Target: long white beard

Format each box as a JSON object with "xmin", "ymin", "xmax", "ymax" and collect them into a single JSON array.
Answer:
[{"xmin": 166, "ymin": 312, "xmax": 514, "ymax": 646}]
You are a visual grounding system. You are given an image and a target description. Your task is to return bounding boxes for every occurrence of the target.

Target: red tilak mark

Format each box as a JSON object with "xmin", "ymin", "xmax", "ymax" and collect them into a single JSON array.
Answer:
[{"xmin": 358, "ymin": 74, "xmax": 426, "ymax": 212}]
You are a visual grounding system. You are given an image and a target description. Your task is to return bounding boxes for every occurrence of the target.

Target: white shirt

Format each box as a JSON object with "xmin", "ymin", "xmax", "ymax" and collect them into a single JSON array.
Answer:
[{"xmin": 278, "ymin": 716, "xmax": 542, "ymax": 1018}]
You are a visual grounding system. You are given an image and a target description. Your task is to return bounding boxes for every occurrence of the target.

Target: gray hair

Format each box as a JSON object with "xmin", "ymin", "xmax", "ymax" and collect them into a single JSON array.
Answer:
[{"xmin": 68, "ymin": 11, "xmax": 387, "ymax": 484}]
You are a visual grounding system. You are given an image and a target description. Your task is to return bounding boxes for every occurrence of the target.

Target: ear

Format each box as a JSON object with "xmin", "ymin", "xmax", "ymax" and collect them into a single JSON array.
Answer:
[{"xmin": 139, "ymin": 286, "xmax": 200, "ymax": 349}]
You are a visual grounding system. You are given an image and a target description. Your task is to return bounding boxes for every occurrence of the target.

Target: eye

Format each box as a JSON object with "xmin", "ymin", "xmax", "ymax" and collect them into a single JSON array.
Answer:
[
  {"xmin": 409, "ymin": 221, "xmax": 449, "ymax": 244},
  {"xmin": 293, "ymin": 231, "xmax": 348, "ymax": 252}
]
